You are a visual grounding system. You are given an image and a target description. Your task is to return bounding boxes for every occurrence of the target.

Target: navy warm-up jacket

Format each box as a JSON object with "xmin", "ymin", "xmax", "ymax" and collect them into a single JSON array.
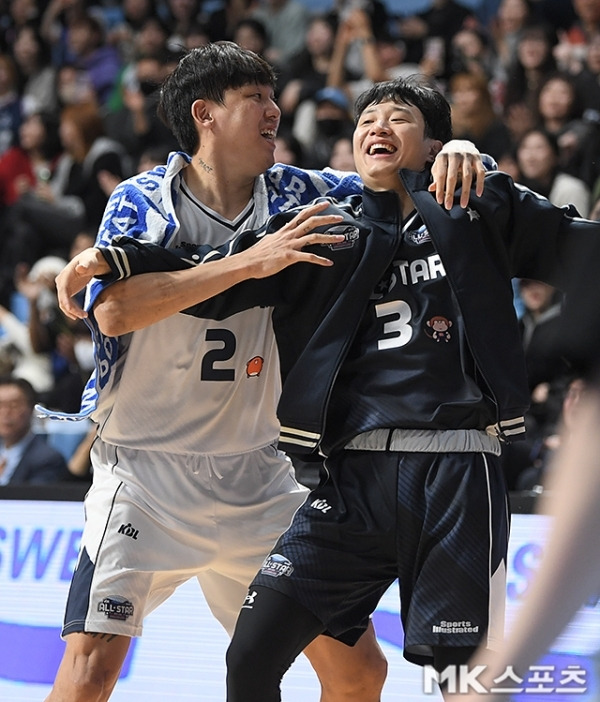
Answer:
[{"xmin": 98, "ymin": 171, "xmax": 600, "ymax": 455}]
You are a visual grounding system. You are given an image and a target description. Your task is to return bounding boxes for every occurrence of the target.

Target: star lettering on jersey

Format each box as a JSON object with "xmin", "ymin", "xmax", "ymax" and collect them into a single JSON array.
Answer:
[{"xmin": 466, "ymin": 207, "xmax": 480, "ymax": 222}]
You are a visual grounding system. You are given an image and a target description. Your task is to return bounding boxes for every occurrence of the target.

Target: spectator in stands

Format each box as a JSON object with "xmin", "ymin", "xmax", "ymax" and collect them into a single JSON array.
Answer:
[
  {"xmin": 0, "ymin": 109, "xmax": 63, "ymax": 304},
  {"xmin": 232, "ymin": 18, "xmax": 268, "ymax": 58},
  {"xmin": 558, "ymin": 0, "xmax": 600, "ymax": 70},
  {"xmin": 277, "ymin": 14, "xmax": 340, "ymax": 125},
  {"xmin": 97, "ymin": 142, "xmax": 175, "ymax": 198},
  {"xmin": 104, "ymin": 15, "xmax": 172, "ymax": 114},
  {"xmin": 0, "ymin": 292, "xmax": 55, "ymax": 396},
  {"xmin": 329, "ymin": 0, "xmax": 389, "ymax": 79},
  {"xmin": 12, "ymin": 21, "xmax": 58, "ymax": 116},
  {"xmin": 395, "ymin": 0, "xmax": 477, "ymax": 80},
  {"xmin": 448, "ymin": 26, "xmax": 497, "ymax": 81},
  {"xmin": 0, "ymin": 108, "xmax": 61, "ymax": 211},
  {"xmin": 251, "ymin": 0, "xmax": 311, "ymax": 69},
  {"xmin": 0, "ymin": 374, "xmax": 69, "ymax": 485},
  {"xmin": 518, "ymin": 278, "xmax": 570, "ymax": 422},
  {"xmin": 104, "ymin": 52, "xmax": 178, "ymax": 167},
  {"xmin": 3, "ymin": 102, "xmax": 128, "ymax": 277},
  {"xmin": 0, "ymin": 0, "xmax": 41, "ymax": 56},
  {"xmin": 536, "ymin": 71, "xmax": 600, "ymax": 188},
  {"xmin": 56, "ymin": 63, "xmax": 98, "ymax": 109},
  {"xmin": 514, "ymin": 374, "xmax": 586, "ymax": 491},
  {"xmin": 20, "ymin": 252, "xmax": 93, "ymax": 416},
  {"xmin": 1, "ymin": 230, "xmax": 92, "ymax": 397},
  {"xmin": 205, "ymin": 0, "xmax": 254, "ymax": 43},
  {"xmin": 131, "ymin": 14, "xmax": 171, "ymax": 59},
  {"xmin": 328, "ymin": 134, "xmax": 355, "ymax": 171},
  {"xmin": 573, "ymin": 31, "xmax": 600, "ymax": 115},
  {"xmin": 502, "ymin": 276, "xmax": 572, "ymax": 490},
  {"xmin": 502, "ymin": 23, "xmax": 558, "ymax": 142},
  {"xmin": 162, "ymin": 0, "xmax": 204, "ymax": 53},
  {"xmin": 55, "ymin": 101, "xmax": 129, "ymax": 229},
  {"xmin": 326, "ymin": 9, "xmax": 421, "ymax": 106},
  {"xmin": 488, "ymin": 0, "xmax": 535, "ymax": 80},
  {"xmin": 0, "ymin": 53, "xmax": 23, "ymax": 156},
  {"xmin": 105, "ymin": 0, "xmax": 161, "ymax": 64},
  {"xmin": 40, "ymin": 0, "xmax": 89, "ymax": 66},
  {"xmin": 181, "ymin": 21, "xmax": 211, "ymax": 50},
  {"xmin": 272, "ymin": 129, "xmax": 305, "ymax": 167},
  {"xmin": 136, "ymin": 143, "xmax": 173, "ymax": 172},
  {"xmin": 298, "ymin": 85, "xmax": 354, "ymax": 169},
  {"xmin": 515, "ymin": 126, "xmax": 591, "ymax": 215},
  {"xmin": 65, "ymin": 11, "xmax": 122, "ymax": 106},
  {"xmin": 448, "ymin": 71, "xmax": 513, "ymax": 163}
]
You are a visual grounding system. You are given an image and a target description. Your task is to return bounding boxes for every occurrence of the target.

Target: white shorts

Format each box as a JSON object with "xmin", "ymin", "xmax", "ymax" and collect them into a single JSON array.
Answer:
[{"xmin": 61, "ymin": 439, "xmax": 309, "ymax": 639}]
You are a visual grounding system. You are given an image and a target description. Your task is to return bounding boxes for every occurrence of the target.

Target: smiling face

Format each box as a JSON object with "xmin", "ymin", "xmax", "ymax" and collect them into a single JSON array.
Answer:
[
  {"xmin": 538, "ymin": 77, "xmax": 575, "ymax": 122},
  {"xmin": 352, "ymin": 100, "xmax": 441, "ymax": 191},
  {"xmin": 517, "ymin": 130, "xmax": 557, "ymax": 182},
  {"xmin": 198, "ymin": 83, "xmax": 281, "ymax": 178}
]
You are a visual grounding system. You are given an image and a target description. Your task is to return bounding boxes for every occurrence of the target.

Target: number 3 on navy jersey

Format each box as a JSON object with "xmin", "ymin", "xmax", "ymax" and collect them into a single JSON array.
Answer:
[
  {"xmin": 376, "ymin": 300, "xmax": 413, "ymax": 349},
  {"xmin": 201, "ymin": 329, "xmax": 236, "ymax": 380}
]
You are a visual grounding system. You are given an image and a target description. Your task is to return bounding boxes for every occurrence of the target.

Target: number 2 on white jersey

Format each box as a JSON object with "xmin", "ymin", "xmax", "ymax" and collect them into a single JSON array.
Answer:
[{"xmin": 201, "ymin": 329, "xmax": 236, "ymax": 380}]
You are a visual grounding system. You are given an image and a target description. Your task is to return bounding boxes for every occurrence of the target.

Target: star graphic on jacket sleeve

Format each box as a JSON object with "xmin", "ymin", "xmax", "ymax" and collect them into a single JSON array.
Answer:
[{"xmin": 466, "ymin": 207, "xmax": 480, "ymax": 221}]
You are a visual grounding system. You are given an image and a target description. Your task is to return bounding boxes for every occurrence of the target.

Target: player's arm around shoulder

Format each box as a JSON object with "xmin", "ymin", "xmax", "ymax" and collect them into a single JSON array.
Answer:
[{"xmin": 92, "ymin": 202, "xmax": 346, "ymax": 336}]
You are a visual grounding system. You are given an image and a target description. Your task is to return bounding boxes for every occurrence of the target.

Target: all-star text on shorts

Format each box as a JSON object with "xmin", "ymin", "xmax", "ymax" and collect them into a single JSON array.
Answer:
[{"xmin": 62, "ymin": 438, "xmax": 309, "ymax": 639}]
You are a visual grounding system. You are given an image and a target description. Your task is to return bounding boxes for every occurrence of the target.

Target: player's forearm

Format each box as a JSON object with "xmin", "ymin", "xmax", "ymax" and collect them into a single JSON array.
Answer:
[{"xmin": 93, "ymin": 252, "xmax": 265, "ymax": 336}]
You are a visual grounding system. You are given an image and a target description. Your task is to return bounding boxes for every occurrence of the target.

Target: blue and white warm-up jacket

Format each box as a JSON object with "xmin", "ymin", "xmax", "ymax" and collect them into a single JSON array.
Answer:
[{"xmin": 35, "ymin": 151, "xmax": 362, "ymax": 422}]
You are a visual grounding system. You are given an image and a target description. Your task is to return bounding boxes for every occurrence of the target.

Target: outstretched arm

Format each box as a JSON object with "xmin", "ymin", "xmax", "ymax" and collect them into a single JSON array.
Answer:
[
  {"xmin": 56, "ymin": 202, "xmax": 344, "ymax": 333},
  {"xmin": 57, "ymin": 148, "xmax": 490, "ymax": 323}
]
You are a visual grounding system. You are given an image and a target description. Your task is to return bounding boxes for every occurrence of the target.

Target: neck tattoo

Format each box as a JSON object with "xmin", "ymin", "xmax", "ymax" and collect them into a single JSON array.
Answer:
[{"xmin": 198, "ymin": 157, "xmax": 213, "ymax": 173}]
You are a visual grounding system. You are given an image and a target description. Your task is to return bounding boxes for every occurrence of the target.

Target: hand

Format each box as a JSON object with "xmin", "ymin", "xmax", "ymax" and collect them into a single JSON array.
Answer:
[
  {"xmin": 429, "ymin": 140, "xmax": 486, "ymax": 210},
  {"xmin": 34, "ymin": 180, "xmax": 55, "ymax": 203},
  {"xmin": 14, "ymin": 263, "xmax": 44, "ymax": 302},
  {"xmin": 55, "ymin": 248, "xmax": 110, "ymax": 320},
  {"xmin": 13, "ymin": 174, "xmax": 32, "ymax": 196},
  {"xmin": 243, "ymin": 201, "xmax": 346, "ymax": 278}
]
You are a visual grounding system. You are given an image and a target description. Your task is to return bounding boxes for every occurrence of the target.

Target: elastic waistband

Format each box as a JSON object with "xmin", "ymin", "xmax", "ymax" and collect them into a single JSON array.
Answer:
[{"xmin": 344, "ymin": 428, "xmax": 502, "ymax": 455}]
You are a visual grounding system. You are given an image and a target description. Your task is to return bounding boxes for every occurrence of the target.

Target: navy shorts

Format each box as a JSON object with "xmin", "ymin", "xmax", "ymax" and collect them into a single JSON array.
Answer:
[{"xmin": 251, "ymin": 448, "xmax": 509, "ymax": 666}]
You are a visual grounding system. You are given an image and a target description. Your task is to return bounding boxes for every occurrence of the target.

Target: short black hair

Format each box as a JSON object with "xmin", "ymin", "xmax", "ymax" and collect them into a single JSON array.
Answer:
[
  {"xmin": 0, "ymin": 375, "xmax": 36, "ymax": 408},
  {"xmin": 157, "ymin": 41, "xmax": 276, "ymax": 154},
  {"xmin": 354, "ymin": 76, "xmax": 453, "ymax": 144}
]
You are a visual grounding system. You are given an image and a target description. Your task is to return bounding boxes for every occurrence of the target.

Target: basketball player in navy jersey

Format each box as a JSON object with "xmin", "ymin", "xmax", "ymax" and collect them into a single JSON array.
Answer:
[
  {"xmin": 45, "ymin": 45, "xmax": 484, "ymax": 702},
  {"xmin": 219, "ymin": 79, "xmax": 600, "ymax": 702}
]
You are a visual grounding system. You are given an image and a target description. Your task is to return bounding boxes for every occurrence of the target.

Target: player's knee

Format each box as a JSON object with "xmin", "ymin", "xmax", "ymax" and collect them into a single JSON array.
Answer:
[
  {"xmin": 355, "ymin": 644, "xmax": 388, "ymax": 691},
  {"xmin": 309, "ymin": 630, "xmax": 388, "ymax": 701},
  {"xmin": 326, "ymin": 646, "xmax": 387, "ymax": 698},
  {"xmin": 226, "ymin": 637, "xmax": 281, "ymax": 702}
]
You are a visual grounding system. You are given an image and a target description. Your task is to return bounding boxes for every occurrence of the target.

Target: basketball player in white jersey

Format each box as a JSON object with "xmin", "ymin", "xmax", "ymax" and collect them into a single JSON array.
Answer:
[{"xmin": 46, "ymin": 42, "xmax": 486, "ymax": 702}]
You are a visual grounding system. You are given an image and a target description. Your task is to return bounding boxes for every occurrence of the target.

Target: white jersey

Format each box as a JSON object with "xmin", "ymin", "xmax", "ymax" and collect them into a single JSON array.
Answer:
[{"xmin": 98, "ymin": 182, "xmax": 281, "ymax": 455}]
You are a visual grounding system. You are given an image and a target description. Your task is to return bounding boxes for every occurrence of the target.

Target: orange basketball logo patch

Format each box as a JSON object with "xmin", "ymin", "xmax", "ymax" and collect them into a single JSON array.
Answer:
[{"xmin": 246, "ymin": 356, "xmax": 264, "ymax": 377}]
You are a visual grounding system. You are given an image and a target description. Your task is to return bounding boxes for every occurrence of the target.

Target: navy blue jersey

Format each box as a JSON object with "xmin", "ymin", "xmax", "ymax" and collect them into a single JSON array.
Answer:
[{"xmin": 324, "ymin": 212, "xmax": 496, "ymax": 452}]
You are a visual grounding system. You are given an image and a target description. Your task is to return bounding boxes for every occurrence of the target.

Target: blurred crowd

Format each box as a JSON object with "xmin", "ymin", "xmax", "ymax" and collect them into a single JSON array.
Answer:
[{"xmin": 0, "ymin": 0, "xmax": 598, "ymax": 489}]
